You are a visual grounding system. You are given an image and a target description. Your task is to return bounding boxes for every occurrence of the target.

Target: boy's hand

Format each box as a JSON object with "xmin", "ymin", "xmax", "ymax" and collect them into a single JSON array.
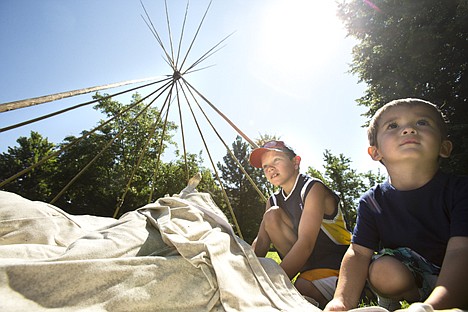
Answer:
[{"xmin": 323, "ymin": 298, "xmax": 348, "ymax": 311}]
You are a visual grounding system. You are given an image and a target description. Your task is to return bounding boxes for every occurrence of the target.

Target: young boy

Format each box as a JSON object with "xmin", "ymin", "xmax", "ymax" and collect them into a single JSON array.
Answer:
[
  {"xmin": 325, "ymin": 98, "xmax": 468, "ymax": 311},
  {"xmin": 249, "ymin": 140, "xmax": 351, "ymax": 308}
]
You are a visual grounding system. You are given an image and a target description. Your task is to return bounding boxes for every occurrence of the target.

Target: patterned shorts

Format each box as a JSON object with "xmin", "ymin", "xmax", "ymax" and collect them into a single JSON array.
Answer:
[{"xmin": 372, "ymin": 247, "xmax": 440, "ymax": 300}]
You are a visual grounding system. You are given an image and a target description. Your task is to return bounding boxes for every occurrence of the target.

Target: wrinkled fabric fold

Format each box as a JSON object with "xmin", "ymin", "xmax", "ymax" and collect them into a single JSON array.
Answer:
[{"xmin": 0, "ymin": 191, "xmax": 315, "ymax": 311}]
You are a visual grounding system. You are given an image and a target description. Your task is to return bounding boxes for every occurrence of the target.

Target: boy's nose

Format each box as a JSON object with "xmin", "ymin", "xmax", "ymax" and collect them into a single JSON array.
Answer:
[{"xmin": 402, "ymin": 126, "xmax": 417, "ymax": 135}]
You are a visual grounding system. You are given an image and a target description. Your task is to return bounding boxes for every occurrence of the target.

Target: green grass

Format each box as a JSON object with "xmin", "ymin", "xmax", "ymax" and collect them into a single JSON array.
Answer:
[
  {"xmin": 266, "ymin": 251, "xmax": 281, "ymax": 264},
  {"xmin": 266, "ymin": 251, "xmax": 299, "ymax": 282}
]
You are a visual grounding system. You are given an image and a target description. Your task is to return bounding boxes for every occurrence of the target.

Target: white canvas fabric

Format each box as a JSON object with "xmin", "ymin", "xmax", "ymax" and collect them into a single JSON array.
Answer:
[
  {"xmin": 349, "ymin": 303, "xmax": 466, "ymax": 312},
  {"xmin": 0, "ymin": 190, "xmax": 316, "ymax": 311}
]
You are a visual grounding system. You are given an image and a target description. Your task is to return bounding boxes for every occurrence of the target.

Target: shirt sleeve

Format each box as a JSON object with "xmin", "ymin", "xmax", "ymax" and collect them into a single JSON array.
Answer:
[
  {"xmin": 352, "ymin": 190, "xmax": 381, "ymax": 251},
  {"xmin": 450, "ymin": 176, "xmax": 468, "ymax": 237}
]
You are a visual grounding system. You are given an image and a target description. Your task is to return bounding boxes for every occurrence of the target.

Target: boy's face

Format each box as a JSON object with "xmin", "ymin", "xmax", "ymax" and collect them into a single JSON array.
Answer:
[
  {"xmin": 368, "ymin": 105, "xmax": 452, "ymax": 165},
  {"xmin": 260, "ymin": 150, "xmax": 299, "ymax": 187}
]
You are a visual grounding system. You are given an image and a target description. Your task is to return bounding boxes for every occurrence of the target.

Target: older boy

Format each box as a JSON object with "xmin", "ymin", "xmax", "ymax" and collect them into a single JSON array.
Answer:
[
  {"xmin": 325, "ymin": 98, "xmax": 468, "ymax": 311},
  {"xmin": 249, "ymin": 140, "xmax": 351, "ymax": 308}
]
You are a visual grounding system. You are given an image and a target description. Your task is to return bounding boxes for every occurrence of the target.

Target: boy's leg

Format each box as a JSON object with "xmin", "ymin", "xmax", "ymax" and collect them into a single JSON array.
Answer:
[
  {"xmin": 295, "ymin": 276, "xmax": 331, "ymax": 308},
  {"xmin": 252, "ymin": 219, "xmax": 272, "ymax": 257},
  {"xmin": 369, "ymin": 248, "xmax": 440, "ymax": 310},
  {"xmin": 369, "ymin": 255, "xmax": 420, "ymax": 301},
  {"xmin": 262, "ymin": 206, "xmax": 296, "ymax": 257},
  {"xmin": 295, "ymin": 269, "xmax": 340, "ymax": 308}
]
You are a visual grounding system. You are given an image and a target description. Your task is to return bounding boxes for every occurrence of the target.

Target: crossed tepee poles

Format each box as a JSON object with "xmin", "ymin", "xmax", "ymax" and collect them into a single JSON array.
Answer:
[{"xmin": 0, "ymin": 0, "xmax": 267, "ymax": 239}]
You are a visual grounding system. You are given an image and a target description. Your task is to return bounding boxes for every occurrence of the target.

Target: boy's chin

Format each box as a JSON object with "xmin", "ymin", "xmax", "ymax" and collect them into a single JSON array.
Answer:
[{"xmin": 268, "ymin": 180, "xmax": 281, "ymax": 187}]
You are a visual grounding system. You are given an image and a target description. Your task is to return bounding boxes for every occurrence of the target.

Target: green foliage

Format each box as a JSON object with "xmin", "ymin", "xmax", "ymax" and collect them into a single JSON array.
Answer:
[
  {"xmin": 255, "ymin": 134, "xmax": 282, "ymax": 147},
  {"xmin": 1, "ymin": 92, "xmax": 222, "ymax": 218},
  {"xmin": 52, "ymin": 128, "xmax": 122, "ymax": 216},
  {"xmin": 2, "ymin": 109, "xmax": 383, "ymax": 242},
  {"xmin": 306, "ymin": 167, "xmax": 327, "ymax": 183},
  {"xmin": 152, "ymin": 152, "xmax": 223, "ymax": 205},
  {"xmin": 217, "ymin": 136, "xmax": 269, "ymax": 243},
  {"xmin": 50, "ymin": 92, "xmax": 179, "ymax": 216},
  {"xmin": 338, "ymin": 0, "xmax": 468, "ymax": 175},
  {"xmin": 0, "ymin": 131, "xmax": 56, "ymax": 201},
  {"xmin": 307, "ymin": 150, "xmax": 385, "ymax": 229}
]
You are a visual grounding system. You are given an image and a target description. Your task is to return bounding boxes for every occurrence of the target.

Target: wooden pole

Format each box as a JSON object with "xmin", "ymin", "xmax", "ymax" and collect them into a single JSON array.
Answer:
[{"xmin": 0, "ymin": 76, "xmax": 161, "ymax": 113}]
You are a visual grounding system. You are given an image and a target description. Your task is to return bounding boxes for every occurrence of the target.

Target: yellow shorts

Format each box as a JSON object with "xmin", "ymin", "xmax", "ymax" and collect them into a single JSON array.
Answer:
[
  {"xmin": 298, "ymin": 269, "xmax": 340, "ymax": 302},
  {"xmin": 298, "ymin": 268, "xmax": 339, "ymax": 281}
]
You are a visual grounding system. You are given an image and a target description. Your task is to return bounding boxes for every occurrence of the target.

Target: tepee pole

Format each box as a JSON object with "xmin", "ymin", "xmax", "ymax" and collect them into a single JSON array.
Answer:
[{"xmin": 0, "ymin": 76, "xmax": 160, "ymax": 113}]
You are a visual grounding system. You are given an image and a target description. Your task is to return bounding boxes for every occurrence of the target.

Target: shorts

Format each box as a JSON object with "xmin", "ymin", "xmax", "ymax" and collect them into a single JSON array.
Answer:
[
  {"xmin": 298, "ymin": 268, "xmax": 339, "ymax": 301},
  {"xmin": 372, "ymin": 247, "xmax": 440, "ymax": 301}
]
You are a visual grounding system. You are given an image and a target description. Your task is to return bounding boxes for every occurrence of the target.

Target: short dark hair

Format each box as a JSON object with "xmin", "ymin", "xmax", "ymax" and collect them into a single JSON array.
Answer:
[{"xmin": 367, "ymin": 98, "xmax": 448, "ymax": 147}]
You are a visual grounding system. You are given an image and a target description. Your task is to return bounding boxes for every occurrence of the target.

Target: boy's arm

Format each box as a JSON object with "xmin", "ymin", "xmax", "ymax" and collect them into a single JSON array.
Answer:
[
  {"xmin": 325, "ymin": 243, "xmax": 373, "ymax": 311},
  {"xmin": 278, "ymin": 182, "xmax": 328, "ymax": 279},
  {"xmin": 252, "ymin": 201, "xmax": 272, "ymax": 257},
  {"xmin": 425, "ymin": 236, "xmax": 468, "ymax": 309}
]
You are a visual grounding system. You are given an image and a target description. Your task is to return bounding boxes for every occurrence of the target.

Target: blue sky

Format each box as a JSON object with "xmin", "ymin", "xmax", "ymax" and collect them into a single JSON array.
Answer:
[{"xmin": 0, "ymin": 0, "xmax": 383, "ymax": 174}]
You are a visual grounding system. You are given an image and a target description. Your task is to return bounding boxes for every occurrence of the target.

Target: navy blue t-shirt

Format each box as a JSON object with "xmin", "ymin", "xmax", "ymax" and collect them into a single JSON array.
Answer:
[{"xmin": 353, "ymin": 170, "xmax": 468, "ymax": 266}]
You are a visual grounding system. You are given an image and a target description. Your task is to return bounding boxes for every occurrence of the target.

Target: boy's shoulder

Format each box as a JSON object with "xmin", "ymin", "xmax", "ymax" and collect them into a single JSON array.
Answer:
[
  {"xmin": 367, "ymin": 170, "xmax": 468, "ymax": 193},
  {"xmin": 433, "ymin": 170, "xmax": 468, "ymax": 192},
  {"xmin": 360, "ymin": 170, "xmax": 468, "ymax": 205}
]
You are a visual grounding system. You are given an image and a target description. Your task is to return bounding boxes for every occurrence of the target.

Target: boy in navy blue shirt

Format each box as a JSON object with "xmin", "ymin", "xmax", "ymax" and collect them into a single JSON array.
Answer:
[{"xmin": 325, "ymin": 98, "xmax": 468, "ymax": 311}]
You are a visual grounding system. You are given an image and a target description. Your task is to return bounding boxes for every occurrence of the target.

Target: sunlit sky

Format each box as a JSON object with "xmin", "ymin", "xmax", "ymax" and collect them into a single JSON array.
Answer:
[{"xmin": 0, "ymin": 0, "xmax": 383, "ymax": 175}]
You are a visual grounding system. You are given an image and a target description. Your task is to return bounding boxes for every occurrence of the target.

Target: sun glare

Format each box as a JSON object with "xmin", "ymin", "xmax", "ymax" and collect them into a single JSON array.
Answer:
[{"xmin": 253, "ymin": 0, "xmax": 345, "ymax": 81}]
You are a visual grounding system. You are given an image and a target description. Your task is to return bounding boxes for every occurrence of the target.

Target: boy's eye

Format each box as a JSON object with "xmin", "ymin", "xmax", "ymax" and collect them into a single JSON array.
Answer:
[
  {"xmin": 387, "ymin": 122, "xmax": 398, "ymax": 130},
  {"xmin": 262, "ymin": 158, "xmax": 281, "ymax": 170},
  {"xmin": 416, "ymin": 119, "xmax": 429, "ymax": 126}
]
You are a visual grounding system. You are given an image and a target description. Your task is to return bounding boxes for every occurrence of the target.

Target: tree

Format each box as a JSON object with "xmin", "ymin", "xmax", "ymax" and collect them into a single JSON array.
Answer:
[
  {"xmin": 307, "ymin": 150, "xmax": 385, "ymax": 229},
  {"xmin": 338, "ymin": 0, "xmax": 468, "ymax": 174},
  {"xmin": 51, "ymin": 92, "xmax": 178, "ymax": 216},
  {"xmin": 0, "ymin": 131, "xmax": 57, "ymax": 201},
  {"xmin": 1, "ymin": 93, "xmax": 225, "ymax": 219},
  {"xmin": 152, "ymin": 151, "xmax": 224, "ymax": 206},
  {"xmin": 255, "ymin": 133, "xmax": 282, "ymax": 148},
  {"xmin": 51, "ymin": 127, "xmax": 123, "ymax": 216},
  {"xmin": 217, "ymin": 136, "xmax": 269, "ymax": 243}
]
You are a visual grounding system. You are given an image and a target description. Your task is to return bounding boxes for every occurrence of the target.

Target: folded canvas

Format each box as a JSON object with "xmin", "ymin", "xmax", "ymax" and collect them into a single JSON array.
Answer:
[{"xmin": 0, "ymin": 190, "xmax": 316, "ymax": 311}]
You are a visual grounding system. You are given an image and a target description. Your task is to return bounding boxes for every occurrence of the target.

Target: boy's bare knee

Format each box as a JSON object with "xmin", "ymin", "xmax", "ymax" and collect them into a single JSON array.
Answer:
[
  {"xmin": 263, "ymin": 206, "xmax": 283, "ymax": 229},
  {"xmin": 369, "ymin": 256, "xmax": 416, "ymax": 297},
  {"xmin": 264, "ymin": 205, "xmax": 281, "ymax": 215},
  {"xmin": 294, "ymin": 278, "xmax": 328, "ymax": 308}
]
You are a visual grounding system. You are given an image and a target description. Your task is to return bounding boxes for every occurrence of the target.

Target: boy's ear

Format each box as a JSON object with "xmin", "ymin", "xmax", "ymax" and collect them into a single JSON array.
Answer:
[
  {"xmin": 368, "ymin": 146, "xmax": 383, "ymax": 161},
  {"xmin": 439, "ymin": 140, "xmax": 453, "ymax": 158},
  {"xmin": 294, "ymin": 156, "xmax": 301, "ymax": 168}
]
